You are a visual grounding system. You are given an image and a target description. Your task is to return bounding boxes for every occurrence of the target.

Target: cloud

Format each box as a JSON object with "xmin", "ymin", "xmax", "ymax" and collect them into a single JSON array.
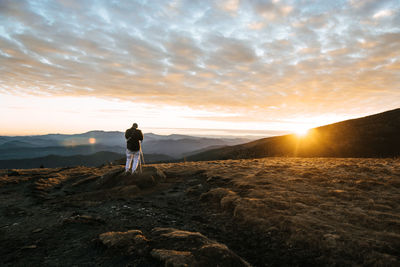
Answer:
[
  {"xmin": 206, "ymin": 35, "xmax": 257, "ymax": 65},
  {"xmin": 247, "ymin": 21, "xmax": 264, "ymax": 30},
  {"xmin": 218, "ymin": 0, "xmax": 240, "ymax": 13},
  {"xmin": 0, "ymin": 0, "xmax": 399, "ymax": 127},
  {"xmin": 373, "ymin": 9, "xmax": 394, "ymax": 19},
  {"xmin": 248, "ymin": 0, "xmax": 294, "ymax": 20}
]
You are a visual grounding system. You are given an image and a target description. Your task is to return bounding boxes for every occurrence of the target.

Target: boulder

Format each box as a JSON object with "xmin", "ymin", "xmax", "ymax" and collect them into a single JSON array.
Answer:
[
  {"xmin": 151, "ymin": 228, "xmax": 213, "ymax": 251},
  {"xmin": 151, "ymin": 249, "xmax": 195, "ymax": 267},
  {"xmin": 150, "ymin": 228, "xmax": 252, "ymax": 267},
  {"xmin": 97, "ymin": 168, "xmax": 126, "ymax": 188},
  {"xmin": 96, "ymin": 166, "xmax": 166, "ymax": 190},
  {"xmin": 99, "ymin": 229, "xmax": 149, "ymax": 255},
  {"xmin": 132, "ymin": 173, "xmax": 156, "ymax": 189},
  {"xmin": 140, "ymin": 166, "xmax": 167, "ymax": 183},
  {"xmin": 99, "ymin": 228, "xmax": 252, "ymax": 266}
]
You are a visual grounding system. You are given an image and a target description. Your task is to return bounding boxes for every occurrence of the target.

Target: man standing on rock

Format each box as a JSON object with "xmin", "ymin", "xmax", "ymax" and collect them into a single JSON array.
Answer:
[{"xmin": 125, "ymin": 123, "xmax": 143, "ymax": 174}]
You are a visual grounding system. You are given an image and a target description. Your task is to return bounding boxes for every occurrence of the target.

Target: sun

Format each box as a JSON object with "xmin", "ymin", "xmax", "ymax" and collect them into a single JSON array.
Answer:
[{"xmin": 292, "ymin": 126, "xmax": 310, "ymax": 137}]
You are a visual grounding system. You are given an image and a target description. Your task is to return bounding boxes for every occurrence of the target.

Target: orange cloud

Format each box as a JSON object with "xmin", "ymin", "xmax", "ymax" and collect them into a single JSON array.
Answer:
[{"xmin": 0, "ymin": 0, "xmax": 399, "ymax": 135}]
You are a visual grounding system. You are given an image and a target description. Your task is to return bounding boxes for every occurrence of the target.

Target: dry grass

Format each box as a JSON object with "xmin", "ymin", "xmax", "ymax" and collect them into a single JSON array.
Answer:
[
  {"xmin": 158, "ymin": 158, "xmax": 400, "ymax": 265},
  {"xmin": 2, "ymin": 158, "xmax": 399, "ymax": 265}
]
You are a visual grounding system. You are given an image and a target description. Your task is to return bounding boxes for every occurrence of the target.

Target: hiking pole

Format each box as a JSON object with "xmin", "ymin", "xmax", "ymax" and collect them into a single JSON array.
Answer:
[
  {"xmin": 140, "ymin": 141, "xmax": 145, "ymax": 165},
  {"xmin": 139, "ymin": 141, "xmax": 145, "ymax": 173},
  {"xmin": 138, "ymin": 155, "xmax": 142, "ymax": 174}
]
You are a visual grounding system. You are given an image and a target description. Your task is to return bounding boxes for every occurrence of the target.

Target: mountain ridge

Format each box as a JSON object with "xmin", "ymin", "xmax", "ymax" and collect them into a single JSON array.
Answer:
[
  {"xmin": 188, "ymin": 108, "xmax": 400, "ymax": 161},
  {"xmin": 0, "ymin": 132, "xmax": 252, "ymax": 168},
  {"xmin": 0, "ymin": 151, "xmax": 174, "ymax": 169}
]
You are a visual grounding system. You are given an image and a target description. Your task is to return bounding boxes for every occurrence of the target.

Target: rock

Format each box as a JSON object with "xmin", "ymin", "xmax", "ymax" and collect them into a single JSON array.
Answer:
[
  {"xmin": 151, "ymin": 228, "xmax": 213, "ymax": 251},
  {"xmin": 99, "ymin": 227, "xmax": 251, "ymax": 266},
  {"xmin": 131, "ymin": 166, "xmax": 166, "ymax": 189},
  {"xmin": 97, "ymin": 168, "xmax": 126, "ymax": 188},
  {"xmin": 96, "ymin": 166, "xmax": 166, "ymax": 190},
  {"xmin": 150, "ymin": 228, "xmax": 252, "ymax": 267},
  {"xmin": 151, "ymin": 249, "xmax": 195, "ymax": 267},
  {"xmin": 132, "ymin": 173, "xmax": 156, "ymax": 189},
  {"xmin": 99, "ymin": 230, "xmax": 149, "ymax": 255},
  {"xmin": 141, "ymin": 166, "xmax": 167, "ymax": 183}
]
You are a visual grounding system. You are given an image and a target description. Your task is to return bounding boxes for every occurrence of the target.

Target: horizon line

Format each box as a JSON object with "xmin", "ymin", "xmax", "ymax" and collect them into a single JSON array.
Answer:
[{"xmin": 0, "ymin": 127, "xmax": 291, "ymax": 138}]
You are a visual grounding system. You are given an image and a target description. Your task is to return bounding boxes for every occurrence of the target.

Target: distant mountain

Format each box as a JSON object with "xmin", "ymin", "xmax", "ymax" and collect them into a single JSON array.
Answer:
[
  {"xmin": 0, "ymin": 140, "xmax": 38, "ymax": 149},
  {"xmin": 0, "ymin": 132, "xmax": 252, "ymax": 161},
  {"xmin": 0, "ymin": 151, "xmax": 123, "ymax": 169},
  {"xmin": 0, "ymin": 151, "xmax": 174, "ymax": 169},
  {"xmin": 144, "ymin": 133, "xmax": 201, "ymax": 141},
  {"xmin": 188, "ymin": 108, "xmax": 400, "ymax": 161},
  {"xmin": 0, "ymin": 144, "xmax": 125, "ymax": 160},
  {"xmin": 0, "ymin": 131, "xmax": 125, "ymax": 148},
  {"xmin": 142, "ymin": 137, "xmax": 251, "ymax": 158},
  {"xmin": 182, "ymin": 145, "xmax": 228, "ymax": 158}
]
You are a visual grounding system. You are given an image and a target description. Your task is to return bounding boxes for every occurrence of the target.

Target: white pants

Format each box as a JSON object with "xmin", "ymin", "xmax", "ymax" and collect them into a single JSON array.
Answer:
[{"xmin": 125, "ymin": 149, "xmax": 140, "ymax": 173}]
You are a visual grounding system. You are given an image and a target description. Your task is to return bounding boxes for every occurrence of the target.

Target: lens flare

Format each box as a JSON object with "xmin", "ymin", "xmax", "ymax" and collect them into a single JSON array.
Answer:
[{"xmin": 293, "ymin": 127, "xmax": 309, "ymax": 137}]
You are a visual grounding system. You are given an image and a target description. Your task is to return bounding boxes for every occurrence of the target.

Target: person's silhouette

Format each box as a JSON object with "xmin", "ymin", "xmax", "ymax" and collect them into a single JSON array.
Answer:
[{"xmin": 124, "ymin": 123, "xmax": 143, "ymax": 174}]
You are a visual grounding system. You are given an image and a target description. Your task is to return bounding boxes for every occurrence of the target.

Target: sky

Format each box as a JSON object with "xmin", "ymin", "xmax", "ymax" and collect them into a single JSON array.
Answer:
[{"xmin": 1, "ymin": 0, "xmax": 399, "ymax": 137}]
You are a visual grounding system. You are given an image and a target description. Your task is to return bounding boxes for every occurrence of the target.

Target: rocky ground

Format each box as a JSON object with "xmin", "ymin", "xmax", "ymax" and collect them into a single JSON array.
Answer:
[
  {"xmin": 0, "ymin": 164, "xmax": 256, "ymax": 266},
  {"xmin": 1, "ymin": 158, "xmax": 399, "ymax": 266}
]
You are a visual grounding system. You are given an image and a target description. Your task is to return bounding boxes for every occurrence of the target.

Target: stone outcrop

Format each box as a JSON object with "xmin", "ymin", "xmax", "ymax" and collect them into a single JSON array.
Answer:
[
  {"xmin": 96, "ymin": 166, "xmax": 166, "ymax": 190},
  {"xmin": 99, "ymin": 230, "xmax": 149, "ymax": 255},
  {"xmin": 99, "ymin": 227, "xmax": 252, "ymax": 267}
]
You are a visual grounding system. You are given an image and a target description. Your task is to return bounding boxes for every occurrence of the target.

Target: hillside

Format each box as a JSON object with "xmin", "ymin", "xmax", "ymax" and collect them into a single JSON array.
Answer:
[
  {"xmin": 1, "ymin": 158, "xmax": 399, "ymax": 266},
  {"xmin": 188, "ymin": 108, "xmax": 400, "ymax": 161}
]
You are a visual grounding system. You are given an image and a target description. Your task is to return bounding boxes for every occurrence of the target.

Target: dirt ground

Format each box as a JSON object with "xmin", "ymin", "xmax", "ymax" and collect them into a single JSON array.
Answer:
[{"xmin": 1, "ymin": 157, "xmax": 399, "ymax": 266}]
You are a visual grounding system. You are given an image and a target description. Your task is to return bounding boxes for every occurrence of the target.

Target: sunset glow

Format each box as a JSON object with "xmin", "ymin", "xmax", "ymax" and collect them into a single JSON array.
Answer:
[
  {"xmin": 293, "ymin": 127, "xmax": 310, "ymax": 137},
  {"xmin": 1, "ymin": 0, "xmax": 399, "ymax": 136}
]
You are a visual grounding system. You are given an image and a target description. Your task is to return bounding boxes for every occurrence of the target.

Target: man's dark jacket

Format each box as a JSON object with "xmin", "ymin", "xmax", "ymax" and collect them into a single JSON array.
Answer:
[{"xmin": 125, "ymin": 128, "xmax": 143, "ymax": 151}]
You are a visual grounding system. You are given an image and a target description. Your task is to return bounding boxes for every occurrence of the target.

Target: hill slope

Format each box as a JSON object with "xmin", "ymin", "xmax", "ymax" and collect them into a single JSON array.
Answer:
[{"xmin": 188, "ymin": 108, "xmax": 400, "ymax": 160}]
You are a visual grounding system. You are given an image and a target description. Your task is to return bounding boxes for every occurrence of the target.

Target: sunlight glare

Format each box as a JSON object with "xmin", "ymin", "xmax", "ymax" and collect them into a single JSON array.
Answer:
[{"xmin": 293, "ymin": 126, "xmax": 310, "ymax": 137}]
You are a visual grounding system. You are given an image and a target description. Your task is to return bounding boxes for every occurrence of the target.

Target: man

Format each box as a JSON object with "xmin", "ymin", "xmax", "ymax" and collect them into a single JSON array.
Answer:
[{"xmin": 125, "ymin": 123, "xmax": 143, "ymax": 174}]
